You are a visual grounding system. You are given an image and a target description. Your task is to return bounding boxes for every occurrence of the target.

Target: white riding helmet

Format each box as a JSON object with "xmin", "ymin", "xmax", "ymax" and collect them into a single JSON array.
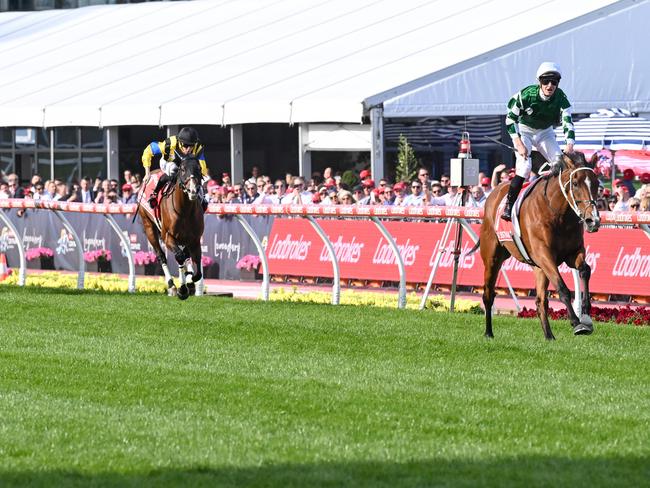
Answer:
[{"xmin": 536, "ymin": 61, "xmax": 562, "ymax": 80}]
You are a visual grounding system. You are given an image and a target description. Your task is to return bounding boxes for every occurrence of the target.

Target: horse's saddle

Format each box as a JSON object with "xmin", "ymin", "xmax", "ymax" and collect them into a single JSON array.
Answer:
[{"xmin": 494, "ymin": 177, "xmax": 546, "ymax": 266}]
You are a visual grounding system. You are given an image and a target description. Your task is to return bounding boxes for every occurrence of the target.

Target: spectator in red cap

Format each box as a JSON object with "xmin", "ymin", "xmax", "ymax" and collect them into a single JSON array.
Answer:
[
  {"xmin": 359, "ymin": 169, "xmax": 371, "ymax": 181},
  {"xmin": 392, "ymin": 182, "xmax": 407, "ymax": 205},
  {"xmin": 222, "ymin": 173, "xmax": 231, "ymax": 186},
  {"xmin": 620, "ymin": 168, "xmax": 636, "ymax": 195},
  {"xmin": 613, "ymin": 179, "xmax": 632, "ymax": 211},
  {"xmin": 120, "ymin": 183, "xmax": 137, "ymax": 204},
  {"xmin": 358, "ymin": 179, "xmax": 375, "ymax": 204},
  {"xmin": 206, "ymin": 180, "xmax": 220, "ymax": 203},
  {"xmin": 480, "ymin": 176, "xmax": 492, "ymax": 196}
]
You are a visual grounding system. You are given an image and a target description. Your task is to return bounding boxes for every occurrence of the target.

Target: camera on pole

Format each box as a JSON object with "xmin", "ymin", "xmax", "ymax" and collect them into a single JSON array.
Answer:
[{"xmin": 450, "ymin": 131, "xmax": 479, "ymax": 187}]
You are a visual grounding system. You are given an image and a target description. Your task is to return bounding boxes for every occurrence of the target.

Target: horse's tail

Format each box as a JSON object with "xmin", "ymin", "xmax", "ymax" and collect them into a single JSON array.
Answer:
[{"xmin": 467, "ymin": 239, "xmax": 480, "ymax": 255}]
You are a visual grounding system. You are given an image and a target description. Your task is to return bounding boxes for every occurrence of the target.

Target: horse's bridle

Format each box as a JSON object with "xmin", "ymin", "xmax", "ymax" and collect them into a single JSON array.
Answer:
[
  {"xmin": 176, "ymin": 162, "xmax": 201, "ymax": 198},
  {"xmin": 557, "ymin": 166, "xmax": 599, "ymax": 224}
]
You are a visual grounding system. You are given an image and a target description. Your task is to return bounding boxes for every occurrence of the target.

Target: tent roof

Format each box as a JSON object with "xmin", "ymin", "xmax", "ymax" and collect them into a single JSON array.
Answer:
[
  {"xmin": 0, "ymin": 0, "xmax": 636, "ymax": 127},
  {"xmin": 382, "ymin": 0, "xmax": 649, "ymax": 118}
]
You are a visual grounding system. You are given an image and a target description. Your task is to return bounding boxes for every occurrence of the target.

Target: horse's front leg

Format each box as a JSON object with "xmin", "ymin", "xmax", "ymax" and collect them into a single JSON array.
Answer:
[
  {"xmin": 173, "ymin": 246, "xmax": 191, "ymax": 301},
  {"xmin": 185, "ymin": 244, "xmax": 203, "ymax": 297},
  {"xmin": 567, "ymin": 250, "xmax": 594, "ymax": 334}
]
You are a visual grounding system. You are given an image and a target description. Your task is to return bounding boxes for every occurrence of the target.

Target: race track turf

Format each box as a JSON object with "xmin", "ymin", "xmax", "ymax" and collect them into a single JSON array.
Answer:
[{"xmin": 0, "ymin": 287, "xmax": 648, "ymax": 487}]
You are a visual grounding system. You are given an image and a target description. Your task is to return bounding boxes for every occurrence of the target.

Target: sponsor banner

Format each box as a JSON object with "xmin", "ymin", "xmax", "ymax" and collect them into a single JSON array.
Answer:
[
  {"xmin": 267, "ymin": 219, "xmax": 650, "ymax": 295},
  {"xmin": 1, "ymin": 209, "xmax": 272, "ymax": 280}
]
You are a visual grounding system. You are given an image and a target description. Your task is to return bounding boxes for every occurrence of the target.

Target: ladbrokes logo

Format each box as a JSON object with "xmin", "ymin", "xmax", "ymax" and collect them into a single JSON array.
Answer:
[
  {"xmin": 320, "ymin": 236, "xmax": 364, "ymax": 263},
  {"xmin": 428, "ymin": 239, "xmax": 476, "ymax": 269},
  {"xmin": 268, "ymin": 234, "xmax": 311, "ymax": 260},
  {"xmin": 373, "ymin": 237, "xmax": 420, "ymax": 266},
  {"xmin": 612, "ymin": 246, "xmax": 650, "ymax": 278}
]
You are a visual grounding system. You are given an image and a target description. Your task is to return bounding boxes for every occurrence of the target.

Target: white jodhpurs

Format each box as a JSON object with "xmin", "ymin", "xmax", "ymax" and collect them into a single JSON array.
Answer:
[
  {"xmin": 160, "ymin": 158, "xmax": 178, "ymax": 177},
  {"xmin": 513, "ymin": 125, "xmax": 563, "ymax": 179}
]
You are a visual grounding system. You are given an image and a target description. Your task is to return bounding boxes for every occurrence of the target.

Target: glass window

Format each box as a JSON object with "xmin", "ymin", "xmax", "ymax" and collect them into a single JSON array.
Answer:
[
  {"xmin": 54, "ymin": 153, "xmax": 80, "ymax": 184},
  {"xmin": 15, "ymin": 128, "xmax": 36, "ymax": 148},
  {"xmin": 0, "ymin": 128, "xmax": 12, "ymax": 149},
  {"xmin": 0, "ymin": 153, "xmax": 13, "ymax": 175},
  {"xmin": 82, "ymin": 152, "xmax": 106, "ymax": 181},
  {"xmin": 81, "ymin": 127, "xmax": 105, "ymax": 149},
  {"xmin": 55, "ymin": 127, "xmax": 78, "ymax": 149},
  {"xmin": 37, "ymin": 128, "xmax": 51, "ymax": 150},
  {"xmin": 37, "ymin": 153, "xmax": 52, "ymax": 181}
]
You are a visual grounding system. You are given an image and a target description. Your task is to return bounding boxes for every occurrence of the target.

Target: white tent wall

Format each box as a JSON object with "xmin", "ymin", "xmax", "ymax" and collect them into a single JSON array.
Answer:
[{"xmin": 381, "ymin": 0, "xmax": 650, "ymax": 118}]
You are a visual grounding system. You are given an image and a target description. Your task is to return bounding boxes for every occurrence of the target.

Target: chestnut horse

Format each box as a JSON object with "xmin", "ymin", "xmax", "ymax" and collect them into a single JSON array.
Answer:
[
  {"xmin": 479, "ymin": 152, "xmax": 600, "ymax": 339},
  {"xmin": 139, "ymin": 156, "xmax": 204, "ymax": 300}
]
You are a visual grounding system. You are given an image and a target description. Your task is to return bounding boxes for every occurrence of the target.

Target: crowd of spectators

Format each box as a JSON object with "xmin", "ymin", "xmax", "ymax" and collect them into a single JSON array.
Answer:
[
  {"xmin": 202, "ymin": 166, "xmax": 493, "ymax": 208},
  {"xmin": 1, "ymin": 163, "xmax": 649, "ymax": 212}
]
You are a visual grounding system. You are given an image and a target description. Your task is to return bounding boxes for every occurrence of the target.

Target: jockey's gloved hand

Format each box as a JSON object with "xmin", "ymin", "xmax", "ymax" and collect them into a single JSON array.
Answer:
[{"xmin": 551, "ymin": 163, "xmax": 562, "ymax": 177}]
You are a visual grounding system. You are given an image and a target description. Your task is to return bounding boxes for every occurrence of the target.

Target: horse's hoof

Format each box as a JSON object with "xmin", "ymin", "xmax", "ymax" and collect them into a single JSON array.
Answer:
[
  {"xmin": 580, "ymin": 314, "xmax": 593, "ymax": 327},
  {"xmin": 484, "ymin": 333, "xmax": 494, "ymax": 339},
  {"xmin": 573, "ymin": 323, "xmax": 593, "ymax": 336},
  {"xmin": 187, "ymin": 282, "xmax": 196, "ymax": 296},
  {"xmin": 167, "ymin": 287, "xmax": 177, "ymax": 297},
  {"xmin": 177, "ymin": 285, "xmax": 189, "ymax": 300}
]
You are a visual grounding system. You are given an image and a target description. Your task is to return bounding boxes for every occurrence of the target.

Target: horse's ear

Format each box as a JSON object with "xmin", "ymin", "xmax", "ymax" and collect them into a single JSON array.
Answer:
[
  {"xmin": 562, "ymin": 151, "xmax": 576, "ymax": 170},
  {"xmin": 588, "ymin": 152, "xmax": 598, "ymax": 168}
]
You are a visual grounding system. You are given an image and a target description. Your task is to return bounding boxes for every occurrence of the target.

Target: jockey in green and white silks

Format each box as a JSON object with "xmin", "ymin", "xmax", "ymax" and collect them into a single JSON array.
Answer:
[{"xmin": 501, "ymin": 61, "xmax": 575, "ymax": 221}]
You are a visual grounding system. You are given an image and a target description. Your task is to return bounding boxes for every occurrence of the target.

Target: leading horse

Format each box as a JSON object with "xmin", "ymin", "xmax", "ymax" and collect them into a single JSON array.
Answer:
[
  {"xmin": 139, "ymin": 156, "xmax": 204, "ymax": 300},
  {"xmin": 478, "ymin": 152, "xmax": 600, "ymax": 340}
]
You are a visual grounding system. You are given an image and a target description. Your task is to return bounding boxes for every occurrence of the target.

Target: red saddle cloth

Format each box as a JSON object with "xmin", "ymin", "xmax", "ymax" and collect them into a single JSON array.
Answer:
[
  {"xmin": 493, "ymin": 180, "xmax": 536, "ymax": 244},
  {"xmin": 140, "ymin": 172, "xmax": 166, "ymax": 220},
  {"xmin": 495, "ymin": 199, "xmax": 515, "ymax": 242}
]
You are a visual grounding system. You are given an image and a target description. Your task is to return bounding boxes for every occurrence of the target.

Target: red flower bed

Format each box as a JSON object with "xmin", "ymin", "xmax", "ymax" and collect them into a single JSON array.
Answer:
[{"xmin": 518, "ymin": 305, "xmax": 650, "ymax": 326}]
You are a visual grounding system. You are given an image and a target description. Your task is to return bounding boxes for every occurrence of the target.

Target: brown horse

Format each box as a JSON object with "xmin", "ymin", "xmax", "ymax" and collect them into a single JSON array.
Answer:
[
  {"xmin": 139, "ymin": 156, "xmax": 204, "ymax": 300},
  {"xmin": 478, "ymin": 152, "xmax": 600, "ymax": 339}
]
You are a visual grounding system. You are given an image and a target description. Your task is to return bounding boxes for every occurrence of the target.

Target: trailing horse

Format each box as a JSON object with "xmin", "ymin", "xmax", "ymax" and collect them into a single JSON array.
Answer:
[
  {"xmin": 477, "ymin": 151, "xmax": 600, "ymax": 340},
  {"xmin": 139, "ymin": 156, "xmax": 204, "ymax": 300}
]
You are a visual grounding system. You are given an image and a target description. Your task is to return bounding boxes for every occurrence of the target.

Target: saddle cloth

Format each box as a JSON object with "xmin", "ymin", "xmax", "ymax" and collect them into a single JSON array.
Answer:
[
  {"xmin": 494, "ymin": 176, "xmax": 547, "ymax": 265},
  {"xmin": 139, "ymin": 172, "xmax": 167, "ymax": 224}
]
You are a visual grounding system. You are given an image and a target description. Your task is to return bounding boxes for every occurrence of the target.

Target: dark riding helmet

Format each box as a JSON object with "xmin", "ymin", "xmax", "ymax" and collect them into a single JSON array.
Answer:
[{"xmin": 177, "ymin": 127, "xmax": 199, "ymax": 145}]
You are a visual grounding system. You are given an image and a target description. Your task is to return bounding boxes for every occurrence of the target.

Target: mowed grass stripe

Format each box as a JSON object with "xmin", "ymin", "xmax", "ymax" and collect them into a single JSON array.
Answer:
[{"xmin": 0, "ymin": 287, "xmax": 648, "ymax": 487}]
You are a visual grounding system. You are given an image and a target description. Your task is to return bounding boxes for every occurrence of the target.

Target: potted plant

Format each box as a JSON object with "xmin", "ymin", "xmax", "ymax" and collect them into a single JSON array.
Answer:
[
  {"xmin": 133, "ymin": 250, "xmax": 159, "ymax": 275},
  {"xmin": 25, "ymin": 247, "xmax": 55, "ymax": 270},
  {"xmin": 84, "ymin": 249, "xmax": 112, "ymax": 273},
  {"xmin": 201, "ymin": 255, "xmax": 219, "ymax": 279},
  {"xmin": 236, "ymin": 254, "xmax": 262, "ymax": 281}
]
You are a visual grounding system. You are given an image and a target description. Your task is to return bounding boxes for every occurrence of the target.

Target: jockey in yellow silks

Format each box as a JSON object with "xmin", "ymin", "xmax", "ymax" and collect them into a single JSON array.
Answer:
[{"xmin": 142, "ymin": 126, "xmax": 209, "ymax": 210}]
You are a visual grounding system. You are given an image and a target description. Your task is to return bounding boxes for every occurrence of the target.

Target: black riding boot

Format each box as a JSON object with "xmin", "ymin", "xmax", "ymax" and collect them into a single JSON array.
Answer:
[
  {"xmin": 502, "ymin": 175, "xmax": 525, "ymax": 222},
  {"xmin": 149, "ymin": 174, "xmax": 169, "ymax": 208}
]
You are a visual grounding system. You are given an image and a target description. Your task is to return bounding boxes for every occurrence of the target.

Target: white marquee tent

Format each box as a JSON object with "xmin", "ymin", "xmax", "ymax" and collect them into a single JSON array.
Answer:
[{"xmin": 0, "ymin": 0, "xmax": 647, "ymax": 130}]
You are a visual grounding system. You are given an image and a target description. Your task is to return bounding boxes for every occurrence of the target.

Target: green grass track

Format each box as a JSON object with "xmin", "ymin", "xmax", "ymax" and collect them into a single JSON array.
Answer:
[{"xmin": 0, "ymin": 287, "xmax": 648, "ymax": 487}]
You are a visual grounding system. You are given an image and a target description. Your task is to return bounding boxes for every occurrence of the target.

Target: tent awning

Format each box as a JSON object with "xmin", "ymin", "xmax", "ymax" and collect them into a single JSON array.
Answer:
[{"xmin": 0, "ymin": 0, "xmax": 641, "ymax": 127}]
